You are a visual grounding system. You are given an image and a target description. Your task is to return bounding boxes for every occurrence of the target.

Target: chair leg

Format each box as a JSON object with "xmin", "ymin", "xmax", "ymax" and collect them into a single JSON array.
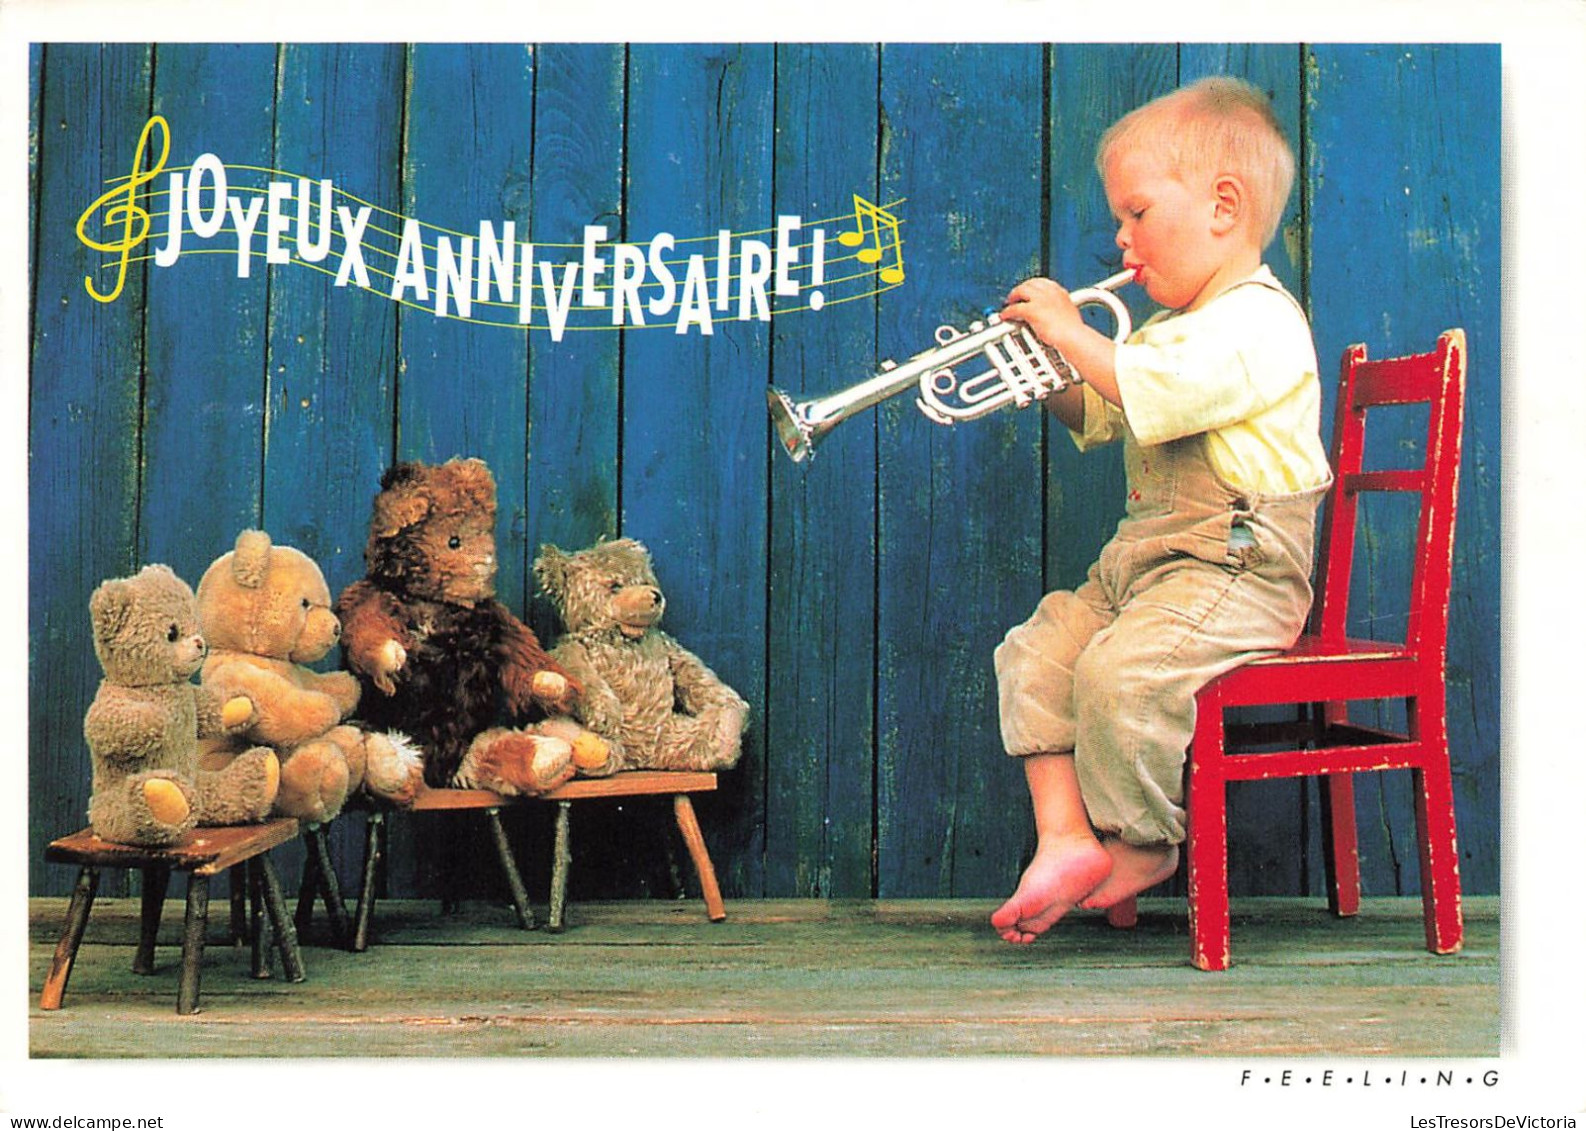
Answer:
[
  {"xmin": 673, "ymin": 795, "xmax": 726, "ymax": 922},
  {"xmin": 177, "ymin": 873, "xmax": 210, "ymax": 1015},
  {"xmin": 1413, "ymin": 762, "xmax": 1464, "ymax": 955},
  {"xmin": 256, "ymin": 855, "xmax": 307, "ymax": 984},
  {"xmin": 484, "ymin": 807, "xmax": 535, "ymax": 930},
  {"xmin": 1106, "ymin": 897, "xmax": 1138, "ymax": 929},
  {"xmin": 133, "ymin": 864, "xmax": 171, "ymax": 975},
  {"xmin": 40, "ymin": 866, "xmax": 99, "ymax": 1011},
  {"xmin": 352, "ymin": 810, "xmax": 384, "ymax": 953},
  {"xmin": 1186, "ymin": 775, "xmax": 1231, "ymax": 972},
  {"xmin": 548, "ymin": 801, "xmax": 572, "ymax": 933},
  {"xmin": 1320, "ymin": 772, "xmax": 1362, "ymax": 917}
]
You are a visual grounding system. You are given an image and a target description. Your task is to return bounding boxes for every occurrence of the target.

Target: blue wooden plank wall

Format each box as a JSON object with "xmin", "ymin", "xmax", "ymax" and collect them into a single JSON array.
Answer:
[{"xmin": 28, "ymin": 42, "xmax": 1501, "ymax": 905}]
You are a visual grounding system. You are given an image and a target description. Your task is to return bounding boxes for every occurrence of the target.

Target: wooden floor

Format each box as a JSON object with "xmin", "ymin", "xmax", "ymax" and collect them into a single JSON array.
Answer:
[{"xmin": 27, "ymin": 893, "xmax": 1498, "ymax": 1058}]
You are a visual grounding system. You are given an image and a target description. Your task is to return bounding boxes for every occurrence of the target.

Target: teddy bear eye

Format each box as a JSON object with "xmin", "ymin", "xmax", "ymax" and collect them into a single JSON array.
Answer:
[
  {"xmin": 301, "ymin": 598, "xmax": 312, "ymax": 610},
  {"xmin": 166, "ymin": 623, "xmax": 180, "ymax": 642},
  {"xmin": 448, "ymin": 535, "xmax": 462, "ymax": 550},
  {"xmin": 607, "ymin": 580, "xmax": 623, "ymax": 592}
]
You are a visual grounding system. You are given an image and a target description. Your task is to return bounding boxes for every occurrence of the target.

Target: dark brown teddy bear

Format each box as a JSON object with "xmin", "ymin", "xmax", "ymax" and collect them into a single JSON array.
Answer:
[{"xmin": 336, "ymin": 458, "xmax": 583, "ymax": 795}]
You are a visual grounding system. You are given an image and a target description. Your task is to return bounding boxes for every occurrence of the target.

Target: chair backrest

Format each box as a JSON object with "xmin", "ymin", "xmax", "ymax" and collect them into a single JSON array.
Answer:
[{"xmin": 1310, "ymin": 329, "xmax": 1467, "ymax": 658}]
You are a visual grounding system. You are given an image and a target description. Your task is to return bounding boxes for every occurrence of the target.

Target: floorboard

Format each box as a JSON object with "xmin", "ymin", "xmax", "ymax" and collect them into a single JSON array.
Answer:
[{"xmin": 28, "ymin": 895, "xmax": 1498, "ymax": 1058}]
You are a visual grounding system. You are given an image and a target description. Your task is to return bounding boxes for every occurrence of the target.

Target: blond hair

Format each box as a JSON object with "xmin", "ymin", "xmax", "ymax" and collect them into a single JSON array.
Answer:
[{"xmin": 1096, "ymin": 76, "xmax": 1295, "ymax": 249}]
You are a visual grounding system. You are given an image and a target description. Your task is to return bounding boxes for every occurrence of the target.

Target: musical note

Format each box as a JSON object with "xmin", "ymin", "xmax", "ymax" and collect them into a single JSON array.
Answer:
[
  {"xmin": 836, "ymin": 194, "xmax": 905, "ymax": 284},
  {"xmin": 75, "ymin": 115, "xmax": 171, "ymax": 304}
]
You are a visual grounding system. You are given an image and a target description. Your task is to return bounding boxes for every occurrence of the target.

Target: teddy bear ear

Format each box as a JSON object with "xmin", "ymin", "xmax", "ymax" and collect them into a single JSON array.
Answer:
[
  {"xmin": 372, "ymin": 484, "xmax": 432, "ymax": 539},
  {"xmin": 230, "ymin": 529, "xmax": 272, "ymax": 589},
  {"xmin": 532, "ymin": 544, "xmax": 567, "ymax": 592},
  {"xmin": 88, "ymin": 577, "xmax": 134, "ymax": 639},
  {"xmin": 446, "ymin": 458, "xmax": 498, "ymax": 510}
]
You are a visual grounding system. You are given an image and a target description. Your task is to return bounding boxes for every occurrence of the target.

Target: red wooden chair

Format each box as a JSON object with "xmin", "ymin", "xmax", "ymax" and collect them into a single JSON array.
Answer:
[{"xmin": 1108, "ymin": 329, "xmax": 1468, "ymax": 970}]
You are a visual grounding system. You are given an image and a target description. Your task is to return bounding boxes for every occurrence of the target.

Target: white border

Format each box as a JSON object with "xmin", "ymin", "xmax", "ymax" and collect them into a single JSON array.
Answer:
[{"xmin": 1, "ymin": 0, "xmax": 1581, "ymax": 1123}]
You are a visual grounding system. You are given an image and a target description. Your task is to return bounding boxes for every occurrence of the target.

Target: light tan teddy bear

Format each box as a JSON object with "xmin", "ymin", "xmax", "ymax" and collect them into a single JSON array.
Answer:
[
  {"xmin": 530, "ymin": 538, "xmax": 749, "ymax": 775},
  {"xmin": 196, "ymin": 530, "xmax": 423, "ymax": 824},
  {"xmin": 84, "ymin": 564, "xmax": 280, "ymax": 847}
]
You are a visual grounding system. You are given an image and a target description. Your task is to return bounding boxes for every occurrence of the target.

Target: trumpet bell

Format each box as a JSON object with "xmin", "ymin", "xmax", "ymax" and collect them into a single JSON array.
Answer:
[{"xmin": 768, "ymin": 387, "xmax": 819, "ymax": 463}]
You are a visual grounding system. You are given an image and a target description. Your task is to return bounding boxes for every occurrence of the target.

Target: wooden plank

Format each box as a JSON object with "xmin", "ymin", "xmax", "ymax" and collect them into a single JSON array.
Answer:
[
  {"xmin": 29, "ymin": 44, "xmax": 154, "ymax": 898},
  {"xmin": 542, "ymin": 771, "xmax": 717, "ymax": 800},
  {"xmin": 397, "ymin": 44, "xmax": 534, "ymax": 605},
  {"xmin": 265, "ymin": 44, "xmax": 404, "ymax": 601},
  {"xmin": 875, "ymin": 44, "xmax": 1047, "ymax": 897},
  {"xmin": 1044, "ymin": 45, "xmax": 1176, "ymax": 593},
  {"xmin": 515, "ymin": 43, "xmax": 629, "ymax": 899},
  {"xmin": 138, "ymin": 44, "xmax": 277, "ymax": 583},
  {"xmin": 765, "ymin": 43, "xmax": 880, "ymax": 898},
  {"xmin": 1307, "ymin": 44, "xmax": 1501, "ymax": 897},
  {"xmin": 45, "ymin": 820, "xmax": 300, "ymax": 875},
  {"xmin": 622, "ymin": 44, "xmax": 775, "ymax": 899},
  {"xmin": 394, "ymin": 45, "xmax": 536, "ymax": 902},
  {"xmin": 262, "ymin": 43, "xmax": 406, "ymax": 895},
  {"xmin": 522, "ymin": 41, "xmax": 624, "ymax": 608},
  {"xmin": 28, "ymin": 896, "xmax": 1499, "ymax": 1059}
]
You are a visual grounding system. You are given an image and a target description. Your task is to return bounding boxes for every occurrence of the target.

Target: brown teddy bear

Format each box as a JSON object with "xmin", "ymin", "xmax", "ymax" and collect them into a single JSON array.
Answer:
[
  {"xmin": 336, "ymin": 458, "xmax": 594, "ymax": 796},
  {"xmin": 531, "ymin": 538, "xmax": 749, "ymax": 774},
  {"xmin": 195, "ymin": 530, "xmax": 424, "ymax": 824},
  {"xmin": 84, "ymin": 564, "xmax": 280, "ymax": 847}
]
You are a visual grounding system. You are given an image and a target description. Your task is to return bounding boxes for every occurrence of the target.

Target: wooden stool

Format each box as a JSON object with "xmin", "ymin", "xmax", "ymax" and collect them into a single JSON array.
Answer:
[
  {"xmin": 538, "ymin": 771, "xmax": 725, "ymax": 932},
  {"xmin": 349, "ymin": 787, "xmax": 535, "ymax": 951},
  {"xmin": 41, "ymin": 819, "xmax": 305, "ymax": 1014}
]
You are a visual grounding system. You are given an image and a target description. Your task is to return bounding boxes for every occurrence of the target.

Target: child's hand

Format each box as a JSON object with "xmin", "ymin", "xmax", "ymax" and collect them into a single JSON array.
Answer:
[{"xmin": 1002, "ymin": 277, "xmax": 1084, "ymax": 352}]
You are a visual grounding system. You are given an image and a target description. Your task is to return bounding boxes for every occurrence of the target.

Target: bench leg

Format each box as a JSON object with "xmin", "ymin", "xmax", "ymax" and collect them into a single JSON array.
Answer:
[
  {"xmin": 256, "ymin": 855, "xmax": 307, "ymax": 984},
  {"xmin": 178, "ymin": 874, "xmax": 210, "ymax": 1015},
  {"xmin": 352, "ymin": 811, "xmax": 384, "ymax": 952},
  {"xmin": 248, "ymin": 859, "xmax": 271, "ymax": 980},
  {"xmin": 298, "ymin": 823, "xmax": 351, "ymax": 948},
  {"xmin": 673, "ymin": 795, "xmax": 726, "ymax": 922},
  {"xmin": 229, "ymin": 867, "xmax": 248, "ymax": 945},
  {"xmin": 295, "ymin": 830, "xmax": 321, "ymax": 936},
  {"xmin": 40, "ymin": 866, "xmax": 99, "ymax": 1011},
  {"xmin": 548, "ymin": 801, "xmax": 572, "ymax": 933},
  {"xmin": 485, "ymin": 807, "xmax": 535, "ymax": 930},
  {"xmin": 134, "ymin": 864, "xmax": 171, "ymax": 975}
]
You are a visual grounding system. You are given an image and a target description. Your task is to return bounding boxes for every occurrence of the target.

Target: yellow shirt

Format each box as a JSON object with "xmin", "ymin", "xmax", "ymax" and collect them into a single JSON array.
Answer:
[{"xmin": 1073, "ymin": 266, "xmax": 1331, "ymax": 496}]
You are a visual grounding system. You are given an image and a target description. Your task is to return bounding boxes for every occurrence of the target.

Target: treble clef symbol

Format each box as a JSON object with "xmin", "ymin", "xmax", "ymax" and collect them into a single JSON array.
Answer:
[{"xmin": 75, "ymin": 115, "xmax": 171, "ymax": 304}]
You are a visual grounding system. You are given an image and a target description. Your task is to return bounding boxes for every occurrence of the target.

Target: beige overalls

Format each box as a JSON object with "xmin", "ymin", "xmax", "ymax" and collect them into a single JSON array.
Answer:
[{"xmin": 994, "ymin": 405, "xmax": 1329, "ymax": 847}]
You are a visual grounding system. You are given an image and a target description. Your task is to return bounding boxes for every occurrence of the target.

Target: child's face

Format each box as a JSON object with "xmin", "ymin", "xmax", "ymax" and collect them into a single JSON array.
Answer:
[{"xmin": 1104, "ymin": 148, "xmax": 1227, "ymax": 311}]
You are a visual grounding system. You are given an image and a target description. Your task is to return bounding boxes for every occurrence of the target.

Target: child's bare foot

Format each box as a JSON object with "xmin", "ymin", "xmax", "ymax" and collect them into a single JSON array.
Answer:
[
  {"xmin": 991, "ymin": 833, "xmax": 1113, "ymax": 944},
  {"xmin": 1078, "ymin": 838, "xmax": 1179, "ymax": 910}
]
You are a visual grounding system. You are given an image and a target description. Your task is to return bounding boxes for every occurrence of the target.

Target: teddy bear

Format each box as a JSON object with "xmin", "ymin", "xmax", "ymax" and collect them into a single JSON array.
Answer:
[
  {"xmin": 194, "ymin": 530, "xmax": 424, "ymax": 824},
  {"xmin": 336, "ymin": 457, "xmax": 601, "ymax": 797},
  {"xmin": 530, "ymin": 537, "xmax": 749, "ymax": 774},
  {"xmin": 83, "ymin": 563, "xmax": 280, "ymax": 847}
]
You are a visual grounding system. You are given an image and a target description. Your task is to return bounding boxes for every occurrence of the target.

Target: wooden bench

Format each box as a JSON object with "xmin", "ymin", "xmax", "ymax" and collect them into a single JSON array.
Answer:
[
  {"xmin": 343, "ymin": 786, "xmax": 537, "ymax": 951},
  {"xmin": 41, "ymin": 819, "xmax": 305, "ymax": 1014},
  {"xmin": 334, "ymin": 771, "xmax": 726, "ymax": 945},
  {"xmin": 538, "ymin": 770, "xmax": 725, "ymax": 931}
]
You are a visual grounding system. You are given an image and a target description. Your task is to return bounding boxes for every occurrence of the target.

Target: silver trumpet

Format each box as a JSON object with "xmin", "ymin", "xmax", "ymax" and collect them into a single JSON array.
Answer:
[{"xmin": 768, "ymin": 269, "xmax": 1135, "ymax": 463}]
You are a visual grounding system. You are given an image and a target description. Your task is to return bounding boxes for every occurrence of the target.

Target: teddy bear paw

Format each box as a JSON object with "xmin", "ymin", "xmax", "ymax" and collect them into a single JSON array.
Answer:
[
  {"xmin": 143, "ymin": 778, "xmax": 192, "ymax": 827},
  {"xmin": 455, "ymin": 729, "xmax": 575, "ymax": 797},
  {"xmin": 220, "ymin": 695, "xmax": 254, "ymax": 730},
  {"xmin": 361, "ymin": 731, "xmax": 425, "ymax": 807}
]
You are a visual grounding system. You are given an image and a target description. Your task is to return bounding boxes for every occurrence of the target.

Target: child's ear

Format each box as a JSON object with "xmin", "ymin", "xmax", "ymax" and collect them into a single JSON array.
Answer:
[{"xmin": 1210, "ymin": 174, "xmax": 1244, "ymax": 234}]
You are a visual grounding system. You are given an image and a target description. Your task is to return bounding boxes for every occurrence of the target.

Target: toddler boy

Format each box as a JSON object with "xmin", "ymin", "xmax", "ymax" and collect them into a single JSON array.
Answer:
[{"xmin": 991, "ymin": 76, "xmax": 1331, "ymax": 943}]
